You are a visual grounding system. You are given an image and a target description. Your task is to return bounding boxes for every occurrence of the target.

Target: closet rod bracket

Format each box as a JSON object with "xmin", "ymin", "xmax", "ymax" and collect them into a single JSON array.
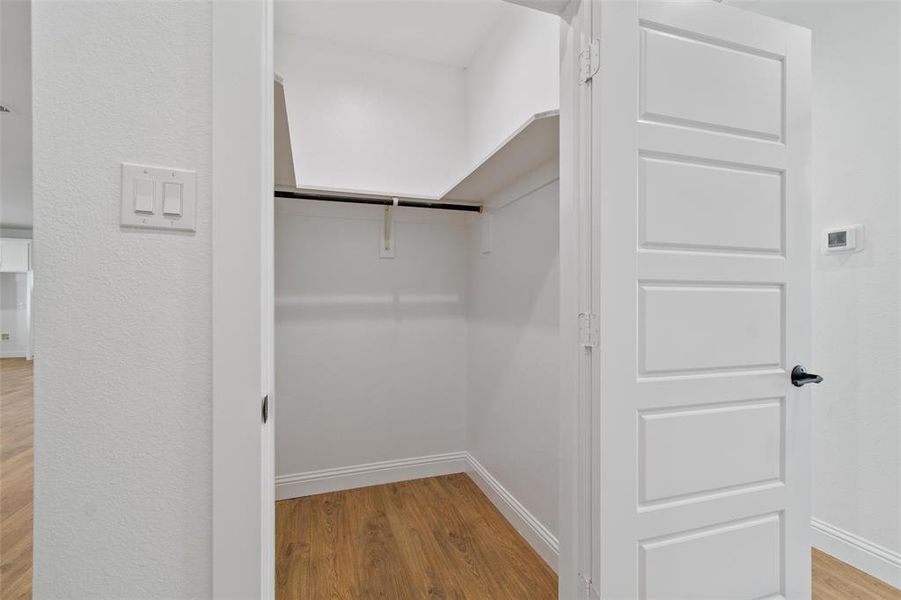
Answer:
[{"xmin": 380, "ymin": 197, "xmax": 398, "ymax": 259}]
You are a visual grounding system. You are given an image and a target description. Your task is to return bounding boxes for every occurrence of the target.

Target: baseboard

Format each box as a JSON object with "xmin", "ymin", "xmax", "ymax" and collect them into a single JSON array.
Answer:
[
  {"xmin": 811, "ymin": 517, "xmax": 901, "ymax": 589},
  {"xmin": 0, "ymin": 351, "xmax": 26, "ymax": 358},
  {"xmin": 465, "ymin": 452, "xmax": 559, "ymax": 572},
  {"xmin": 275, "ymin": 451, "xmax": 468, "ymax": 500}
]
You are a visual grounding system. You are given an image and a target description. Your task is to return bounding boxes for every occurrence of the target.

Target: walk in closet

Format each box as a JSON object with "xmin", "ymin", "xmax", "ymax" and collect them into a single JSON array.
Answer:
[{"xmin": 272, "ymin": 0, "xmax": 564, "ymax": 593}]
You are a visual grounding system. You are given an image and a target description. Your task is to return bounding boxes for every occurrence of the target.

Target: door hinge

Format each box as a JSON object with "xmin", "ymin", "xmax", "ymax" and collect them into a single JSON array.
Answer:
[
  {"xmin": 579, "ymin": 38, "xmax": 600, "ymax": 84},
  {"xmin": 579, "ymin": 312, "xmax": 599, "ymax": 348}
]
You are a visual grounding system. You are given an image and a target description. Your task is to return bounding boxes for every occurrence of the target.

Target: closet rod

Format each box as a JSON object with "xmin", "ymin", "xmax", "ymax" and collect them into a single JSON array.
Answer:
[{"xmin": 274, "ymin": 189, "xmax": 482, "ymax": 213}]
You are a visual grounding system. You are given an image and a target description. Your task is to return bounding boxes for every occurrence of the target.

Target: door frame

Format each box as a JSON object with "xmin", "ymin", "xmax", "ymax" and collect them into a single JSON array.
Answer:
[
  {"xmin": 211, "ymin": 0, "xmax": 274, "ymax": 598},
  {"xmin": 558, "ymin": 0, "xmax": 597, "ymax": 598},
  {"xmin": 210, "ymin": 1, "xmax": 590, "ymax": 597}
]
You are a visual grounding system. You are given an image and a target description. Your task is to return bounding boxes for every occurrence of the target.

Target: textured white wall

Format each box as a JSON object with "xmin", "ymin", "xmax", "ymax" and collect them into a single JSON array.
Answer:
[
  {"xmin": 274, "ymin": 200, "xmax": 468, "ymax": 476},
  {"xmin": 274, "ymin": 34, "xmax": 468, "ymax": 197},
  {"xmin": 0, "ymin": 272, "xmax": 27, "ymax": 357},
  {"xmin": 463, "ymin": 8, "xmax": 559, "ymax": 166},
  {"xmin": 0, "ymin": 0, "xmax": 33, "ymax": 229},
  {"xmin": 466, "ymin": 167, "xmax": 560, "ymax": 538},
  {"xmin": 731, "ymin": 0, "xmax": 901, "ymax": 563},
  {"xmin": 32, "ymin": 2, "xmax": 212, "ymax": 597}
]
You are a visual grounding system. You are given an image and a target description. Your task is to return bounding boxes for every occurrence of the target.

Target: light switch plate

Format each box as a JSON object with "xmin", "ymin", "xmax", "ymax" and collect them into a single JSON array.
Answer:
[{"xmin": 121, "ymin": 163, "xmax": 196, "ymax": 231}]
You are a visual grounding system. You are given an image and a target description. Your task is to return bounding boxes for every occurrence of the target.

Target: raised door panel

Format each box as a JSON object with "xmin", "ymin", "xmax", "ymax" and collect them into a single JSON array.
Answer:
[
  {"xmin": 639, "ymin": 283, "xmax": 783, "ymax": 375},
  {"xmin": 639, "ymin": 399, "xmax": 783, "ymax": 505},
  {"xmin": 639, "ymin": 24, "xmax": 784, "ymax": 141},
  {"xmin": 640, "ymin": 514, "xmax": 782, "ymax": 599},
  {"xmin": 639, "ymin": 154, "xmax": 784, "ymax": 254}
]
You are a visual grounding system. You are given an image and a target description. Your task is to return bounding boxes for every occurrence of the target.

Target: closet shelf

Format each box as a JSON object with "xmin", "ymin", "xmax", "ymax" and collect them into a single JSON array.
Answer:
[
  {"xmin": 275, "ymin": 110, "xmax": 559, "ymax": 211},
  {"xmin": 441, "ymin": 110, "xmax": 559, "ymax": 203}
]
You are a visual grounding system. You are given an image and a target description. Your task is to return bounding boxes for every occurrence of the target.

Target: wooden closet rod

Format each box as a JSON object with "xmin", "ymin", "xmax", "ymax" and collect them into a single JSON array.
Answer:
[{"xmin": 274, "ymin": 188, "xmax": 482, "ymax": 213}]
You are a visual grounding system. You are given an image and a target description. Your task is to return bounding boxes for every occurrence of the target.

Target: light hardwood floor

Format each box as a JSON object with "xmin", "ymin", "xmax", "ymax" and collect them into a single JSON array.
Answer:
[
  {"xmin": 276, "ymin": 473, "xmax": 559, "ymax": 599},
  {"xmin": 1, "ymin": 358, "xmax": 33, "ymax": 600},
  {"xmin": 813, "ymin": 548, "xmax": 901, "ymax": 600},
  {"xmin": 0, "ymin": 360, "xmax": 898, "ymax": 599},
  {"xmin": 277, "ymin": 473, "xmax": 901, "ymax": 599}
]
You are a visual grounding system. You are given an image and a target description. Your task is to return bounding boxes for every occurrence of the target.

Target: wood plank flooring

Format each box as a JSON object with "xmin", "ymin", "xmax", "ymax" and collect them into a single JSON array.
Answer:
[
  {"xmin": 1, "ymin": 358, "xmax": 899, "ymax": 599},
  {"xmin": 278, "ymin": 474, "xmax": 901, "ymax": 600},
  {"xmin": 1, "ymin": 358, "xmax": 33, "ymax": 600},
  {"xmin": 813, "ymin": 548, "xmax": 901, "ymax": 599},
  {"xmin": 276, "ymin": 473, "xmax": 558, "ymax": 599}
]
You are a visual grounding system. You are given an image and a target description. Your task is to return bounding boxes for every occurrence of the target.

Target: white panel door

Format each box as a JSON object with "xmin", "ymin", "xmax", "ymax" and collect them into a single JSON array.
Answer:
[{"xmin": 593, "ymin": 2, "xmax": 811, "ymax": 598}]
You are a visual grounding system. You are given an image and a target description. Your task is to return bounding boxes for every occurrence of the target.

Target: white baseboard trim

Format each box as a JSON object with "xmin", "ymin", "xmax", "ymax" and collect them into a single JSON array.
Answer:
[
  {"xmin": 0, "ymin": 350, "xmax": 26, "ymax": 358},
  {"xmin": 275, "ymin": 451, "xmax": 468, "ymax": 500},
  {"xmin": 465, "ymin": 453, "xmax": 559, "ymax": 572},
  {"xmin": 811, "ymin": 517, "xmax": 901, "ymax": 589}
]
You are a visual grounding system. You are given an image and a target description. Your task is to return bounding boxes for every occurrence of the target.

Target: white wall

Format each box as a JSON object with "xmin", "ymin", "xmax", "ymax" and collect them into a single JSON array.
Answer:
[
  {"xmin": 32, "ymin": 2, "xmax": 212, "ymax": 597},
  {"xmin": 731, "ymin": 0, "xmax": 901, "ymax": 580},
  {"xmin": 0, "ymin": 0, "xmax": 33, "ymax": 229},
  {"xmin": 274, "ymin": 34, "xmax": 468, "ymax": 197},
  {"xmin": 0, "ymin": 272, "xmax": 27, "ymax": 357},
  {"xmin": 463, "ymin": 8, "xmax": 559, "ymax": 165},
  {"xmin": 274, "ymin": 200, "xmax": 468, "ymax": 477},
  {"xmin": 466, "ymin": 165, "xmax": 560, "ymax": 538}
]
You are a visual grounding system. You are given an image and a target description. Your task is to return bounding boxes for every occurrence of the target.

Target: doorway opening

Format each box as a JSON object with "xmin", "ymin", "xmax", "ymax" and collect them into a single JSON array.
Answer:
[{"xmin": 270, "ymin": 1, "xmax": 572, "ymax": 596}]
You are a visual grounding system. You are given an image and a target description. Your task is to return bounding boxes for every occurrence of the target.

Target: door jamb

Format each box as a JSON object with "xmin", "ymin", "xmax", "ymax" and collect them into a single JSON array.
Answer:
[
  {"xmin": 210, "ymin": 2, "xmax": 587, "ymax": 597},
  {"xmin": 212, "ymin": 0, "xmax": 274, "ymax": 598},
  {"xmin": 558, "ymin": 0, "xmax": 595, "ymax": 597}
]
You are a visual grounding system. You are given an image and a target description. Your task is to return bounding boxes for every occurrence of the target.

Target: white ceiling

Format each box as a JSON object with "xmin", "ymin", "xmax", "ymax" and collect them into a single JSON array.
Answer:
[{"xmin": 273, "ymin": 0, "xmax": 519, "ymax": 68}]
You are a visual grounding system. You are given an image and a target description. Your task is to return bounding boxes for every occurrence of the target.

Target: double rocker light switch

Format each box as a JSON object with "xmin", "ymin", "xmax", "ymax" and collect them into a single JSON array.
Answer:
[{"xmin": 121, "ymin": 163, "xmax": 196, "ymax": 231}]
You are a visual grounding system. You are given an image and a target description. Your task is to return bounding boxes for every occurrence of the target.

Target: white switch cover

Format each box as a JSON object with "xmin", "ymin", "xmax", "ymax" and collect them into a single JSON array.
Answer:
[{"xmin": 121, "ymin": 163, "xmax": 196, "ymax": 231}]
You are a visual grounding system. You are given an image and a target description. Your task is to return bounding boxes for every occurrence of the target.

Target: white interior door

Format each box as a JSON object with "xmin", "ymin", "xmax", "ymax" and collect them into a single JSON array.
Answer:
[{"xmin": 593, "ymin": 2, "xmax": 812, "ymax": 598}]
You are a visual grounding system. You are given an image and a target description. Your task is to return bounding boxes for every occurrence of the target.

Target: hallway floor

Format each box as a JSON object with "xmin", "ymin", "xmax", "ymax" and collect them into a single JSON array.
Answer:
[
  {"xmin": 1, "ymin": 358, "xmax": 33, "ymax": 600},
  {"xmin": 813, "ymin": 548, "xmax": 901, "ymax": 599},
  {"xmin": 1, "ymin": 359, "xmax": 898, "ymax": 599},
  {"xmin": 276, "ymin": 472, "xmax": 901, "ymax": 599}
]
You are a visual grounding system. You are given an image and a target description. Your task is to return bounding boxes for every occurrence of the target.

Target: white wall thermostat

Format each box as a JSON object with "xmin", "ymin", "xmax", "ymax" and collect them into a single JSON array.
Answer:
[{"xmin": 822, "ymin": 224, "xmax": 863, "ymax": 254}]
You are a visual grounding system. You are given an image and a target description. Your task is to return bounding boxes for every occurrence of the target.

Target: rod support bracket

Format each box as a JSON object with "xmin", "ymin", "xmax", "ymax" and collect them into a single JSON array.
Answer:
[{"xmin": 380, "ymin": 197, "xmax": 398, "ymax": 258}]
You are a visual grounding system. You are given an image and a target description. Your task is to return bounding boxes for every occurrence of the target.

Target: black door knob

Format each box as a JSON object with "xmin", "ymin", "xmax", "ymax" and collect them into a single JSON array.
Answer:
[{"xmin": 791, "ymin": 365, "xmax": 823, "ymax": 387}]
